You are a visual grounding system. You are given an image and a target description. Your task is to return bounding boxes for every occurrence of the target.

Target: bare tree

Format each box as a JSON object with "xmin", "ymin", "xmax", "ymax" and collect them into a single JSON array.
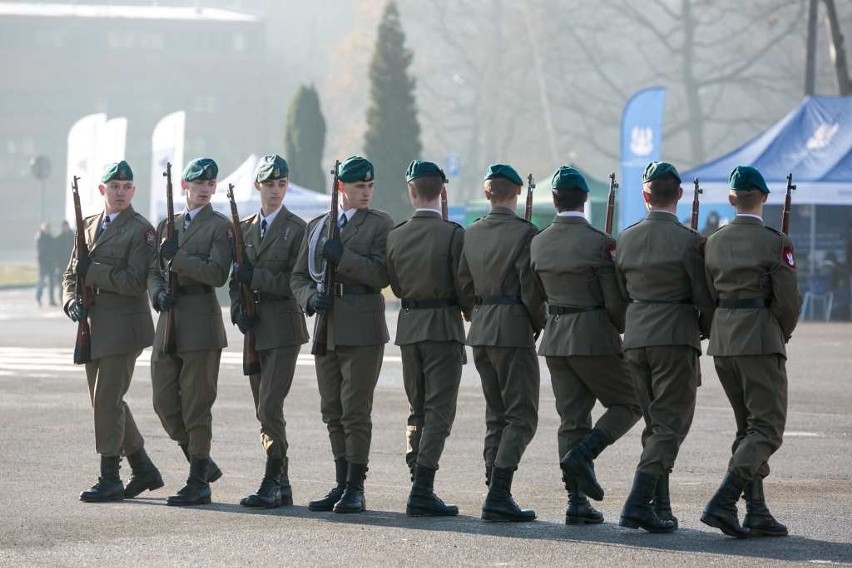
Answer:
[{"xmin": 822, "ymin": 0, "xmax": 852, "ymax": 95}]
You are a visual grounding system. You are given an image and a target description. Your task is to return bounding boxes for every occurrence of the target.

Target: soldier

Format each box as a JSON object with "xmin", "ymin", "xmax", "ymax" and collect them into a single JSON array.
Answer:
[
  {"xmin": 292, "ymin": 155, "xmax": 394, "ymax": 514},
  {"xmin": 386, "ymin": 160, "xmax": 470, "ymax": 517},
  {"xmin": 148, "ymin": 157, "xmax": 233, "ymax": 506},
  {"xmin": 35, "ymin": 221, "xmax": 56, "ymax": 306},
  {"xmin": 457, "ymin": 163, "xmax": 545, "ymax": 522},
  {"xmin": 62, "ymin": 160, "xmax": 163, "ymax": 502},
  {"xmin": 229, "ymin": 155, "xmax": 308, "ymax": 508},
  {"xmin": 701, "ymin": 166, "xmax": 801, "ymax": 538},
  {"xmin": 615, "ymin": 161, "xmax": 715, "ymax": 532},
  {"xmin": 530, "ymin": 166, "xmax": 641, "ymax": 525}
]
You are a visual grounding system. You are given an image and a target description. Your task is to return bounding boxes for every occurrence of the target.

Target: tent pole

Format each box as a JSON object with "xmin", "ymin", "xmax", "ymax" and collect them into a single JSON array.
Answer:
[{"xmin": 810, "ymin": 203, "xmax": 817, "ymax": 276}]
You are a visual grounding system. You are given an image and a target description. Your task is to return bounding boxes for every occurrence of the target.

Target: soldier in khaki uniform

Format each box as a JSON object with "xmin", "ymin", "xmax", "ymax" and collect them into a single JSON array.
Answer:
[
  {"xmin": 615, "ymin": 161, "xmax": 715, "ymax": 532},
  {"xmin": 292, "ymin": 155, "xmax": 394, "ymax": 514},
  {"xmin": 63, "ymin": 160, "xmax": 163, "ymax": 502},
  {"xmin": 457, "ymin": 163, "xmax": 546, "ymax": 522},
  {"xmin": 148, "ymin": 157, "xmax": 233, "ymax": 506},
  {"xmin": 229, "ymin": 155, "xmax": 309, "ymax": 508},
  {"xmin": 530, "ymin": 166, "xmax": 641, "ymax": 525},
  {"xmin": 386, "ymin": 160, "xmax": 471, "ymax": 517},
  {"xmin": 701, "ymin": 166, "xmax": 801, "ymax": 538}
]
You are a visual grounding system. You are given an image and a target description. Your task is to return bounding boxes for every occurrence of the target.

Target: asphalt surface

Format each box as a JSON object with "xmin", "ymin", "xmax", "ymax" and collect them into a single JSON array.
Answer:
[{"xmin": 0, "ymin": 287, "xmax": 850, "ymax": 567}]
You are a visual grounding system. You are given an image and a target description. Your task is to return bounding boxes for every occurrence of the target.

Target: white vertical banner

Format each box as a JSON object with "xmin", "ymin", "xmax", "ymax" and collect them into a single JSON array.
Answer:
[
  {"xmin": 94, "ymin": 117, "xmax": 128, "ymax": 174},
  {"xmin": 149, "ymin": 111, "xmax": 185, "ymax": 224},
  {"xmin": 65, "ymin": 113, "xmax": 107, "ymax": 225},
  {"xmin": 210, "ymin": 154, "xmax": 260, "ymax": 211}
]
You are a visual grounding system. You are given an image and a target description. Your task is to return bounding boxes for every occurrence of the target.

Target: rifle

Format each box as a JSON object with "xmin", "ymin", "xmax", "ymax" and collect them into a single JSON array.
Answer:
[
  {"xmin": 605, "ymin": 172, "xmax": 618, "ymax": 234},
  {"xmin": 162, "ymin": 162, "xmax": 177, "ymax": 355},
  {"xmin": 782, "ymin": 173, "xmax": 796, "ymax": 235},
  {"xmin": 525, "ymin": 174, "xmax": 535, "ymax": 221},
  {"xmin": 310, "ymin": 160, "xmax": 341, "ymax": 356},
  {"xmin": 440, "ymin": 187, "xmax": 448, "ymax": 221},
  {"xmin": 691, "ymin": 178, "xmax": 703, "ymax": 231},
  {"xmin": 226, "ymin": 184, "xmax": 261, "ymax": 376},
  {"xmin": 71, "ymin": 175, "xmax": 92, "ymax": 364}
]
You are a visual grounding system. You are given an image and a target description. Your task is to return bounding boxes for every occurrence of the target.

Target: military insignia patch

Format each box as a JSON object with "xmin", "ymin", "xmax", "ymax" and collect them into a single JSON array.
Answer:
[
  {"xmin": 145, "ymin": 228, "xmax": 156, "ymax": 246},
  {"xmin": 605, "ymin": 243, "xmax": 616, "ymax": 262},
  {"xmin": 782, "ymin": 246, "xmax": 796, "ymax": 269}
]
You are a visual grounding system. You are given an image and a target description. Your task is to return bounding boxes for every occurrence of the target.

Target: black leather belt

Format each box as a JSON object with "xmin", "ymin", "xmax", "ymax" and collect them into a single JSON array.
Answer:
[
  {"xmin": 548, "ymin": 304, "xmax": 604, "ymax": 315},
  {"xmin": 252, "ymin": 291, "xmax": 290, "ymax": 303},
  {"xmin": 477, "ymin": 295, "xmax": 523, "ymax": 305},
  {"xmin": 631, "ymin": 298, "xmax": 692, "ymax": 305},
  {"xmin": 401, "ymin": 298, "xmax": 458, "ymax": 310},
  {"xmin": 717, "ymin": 298, "xmax": 770, "ymax": 309},
  {"xmin": 91, "ymin": 287, "xmax": 116, "ymax": 296},
  {"xmin": 332, "ymin": 283, "xmax": 378, "ymax": 297},
  {"xmin": 177, "ymin": 284, "xmax": 213, "ymax": 296}
]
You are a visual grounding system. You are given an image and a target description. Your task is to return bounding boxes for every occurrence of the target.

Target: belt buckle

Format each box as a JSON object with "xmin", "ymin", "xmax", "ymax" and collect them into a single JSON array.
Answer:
[{"xmin": 333, "ymin": 283, "xmax": 344, "ymax": 298}]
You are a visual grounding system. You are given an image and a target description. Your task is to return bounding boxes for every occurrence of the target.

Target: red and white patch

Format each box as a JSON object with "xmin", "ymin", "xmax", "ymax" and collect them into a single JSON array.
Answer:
[
  {"xmin": 605, "ymin": 243, "xmax": 616, "ymax": 262},
  {"xmin": 145, "ymin": 228, "xmax": 156, "ymax": 247},
  {"xmin": 782, "ymin": 246, "xmax": 796, "ymax": 269}
]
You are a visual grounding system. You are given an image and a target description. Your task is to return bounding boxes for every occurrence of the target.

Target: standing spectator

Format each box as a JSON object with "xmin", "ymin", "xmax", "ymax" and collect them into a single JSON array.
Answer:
[
  {"xmin": 54, "ymin": 220, "xmax": 75, "ymax": 284},
  {"xmin": 35, "ymin": 221, "xmax": 56, "ymax": 306}
]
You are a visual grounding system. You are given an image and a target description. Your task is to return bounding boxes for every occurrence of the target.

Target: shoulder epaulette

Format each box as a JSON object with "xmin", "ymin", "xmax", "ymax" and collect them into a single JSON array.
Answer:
[
  {"xmin": 392, "ymin": 219, "xmax": 409, "ymax": 230},
  {"xmin": 84, "ymin": 213, "xmax": 100, "ymax": 223},
  {"xmin": 240, "ymin": 212, "xmax": 258, "ymax": 225},
  {"xmin": 286, "ymin": 211, "xmax": 307, "ymax": 227},
  {"xmin": 443, "ymin": 220, "xmax": 463, "ymax": 230},
  {"xmin": 764, "ymin": 225, "xmax": 784, "ymax": 237},
  {"xmin": 212, "ymin": 210, "xmax": 231, "ymax": 224},
  {"xmin": 366, "ymin": 208, "xmax": 394, "ymax": 222}
]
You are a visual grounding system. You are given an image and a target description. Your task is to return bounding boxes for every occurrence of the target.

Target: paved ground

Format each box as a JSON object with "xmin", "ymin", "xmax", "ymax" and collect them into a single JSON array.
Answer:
[{"xmin": 0, "ymin": 287, "xmax": 850, "ymax": 567}]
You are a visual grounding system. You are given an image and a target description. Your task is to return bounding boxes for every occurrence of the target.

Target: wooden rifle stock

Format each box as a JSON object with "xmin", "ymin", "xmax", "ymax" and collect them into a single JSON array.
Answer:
[
  {"xmin": 71, "ymin": 175, "xmax": 92, "ymax": 364},
  {"xmin": 691, "ymin": 178, "xmax": 703, "ymax": 231},
  {"xmin": 310, "ymin": 160, "xmax": 340, "ymax": 356},
  {"xmin": 782, "ymin": 173, "xmax": 796, "ymax": 235},
  {"xmin": 605, "ymin": 172, "xmax": 618, "ymax": 234},
  {"xmin": 525, "ymin": 174, "xmax": 535, "ymax": 222},
  {"xmin": 227, "ymin": 184, "xmax": 261, "ymax": 376},
  {"xmin": 441, "ymin": 187, "xmax": 448, "ymax": 221},
  {"xmin": 162, "ymin": 162, "xmax": 178, "ymax": 355}
]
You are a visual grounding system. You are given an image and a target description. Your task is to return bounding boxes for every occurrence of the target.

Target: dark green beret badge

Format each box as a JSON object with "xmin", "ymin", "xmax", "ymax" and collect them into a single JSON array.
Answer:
[
  {"xmin": 484, "ymin": 163, "xmax": 523, "ymax": 186},
  {"xmin": 405, "ymin": 160, "xmax": 447, "ymax": 182},
  {"xmin": 255, "ymin": 154, "xmax": 289, "ymax": 182},
  {"xmin": 729, "ymin": 165, "xmax": 770, "ymax": 194},
  {"xmin": 643, "ymin": 161, "xmax": 681, "ymax": 183},
  {"xmin": 101, "ymin": 160, "xmax": 133, "ymax": 183},
  {"xmin": 183, "ymin": 157, "xmax": 218, "ymax": 182},
  {"xmin": 550, "ymin": 165, "xmax": 589, "ymax": 193},
  {"xmin": 339, "ymin": 155, "xmax": 374, "ymax": 183}
]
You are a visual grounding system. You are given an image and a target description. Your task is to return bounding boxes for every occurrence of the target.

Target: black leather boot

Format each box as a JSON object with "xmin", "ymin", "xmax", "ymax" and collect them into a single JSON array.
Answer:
[
  {"xmin": 619, "ymin": 471, "xmax": 677, "ymax": 533},
  {"xmin": 485, "ymin": 465, "xmax": 493, "ymax": 487},
  {"xmin": 280, "ymin": 459, "xmax": 293, "ymax": 506},
  {"xmin": 333, "ymin": 462, "xmax": 367, "ymax": 513},
  {"xmin": 166, "ymin": 458, "xmax": 212, "ymax": 506},
  {"xmin": 481, "ymin": 467, "xmax": 536, "ymax": 522},
  {"xmin": 701, "ymin": 471, "xmax": 750, "ymax": 538},
  {"xmin": 180, "ymin": 443, "xmax": 222, "ymax": 483},
  {"xmin": 652, "ymin": 472, "xmax": 678, "ymax": 529},
  {"xmin": 124, "ymin": 448, "xmax": 164, "ymax": 498},
  {"xmin": 308, "ymin": 458, "xmax": 348, "ymax": 512},
  {"xmin": 743, "ymin": 478, "xmax": 787, "ymax": 536},
  {"xmin": 564, "ymin": 474, "xmax": 603, "ymax": 525},
  {"xmin": 240, "ymin": 457, "xmax": 283, "ymax": 508},
  {"xmin": 560, "ymin": 429, "xmax": 611, "ymax": 501},
  {"xmin": 406, "ymin": 465, "xmax": 459, "ymax": 517},
  {"xmin": 80, "ymin": 455, "xmax": 124, "ymax": 502}
]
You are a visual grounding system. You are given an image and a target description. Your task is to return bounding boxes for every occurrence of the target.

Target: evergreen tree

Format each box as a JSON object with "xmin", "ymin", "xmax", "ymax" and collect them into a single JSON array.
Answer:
[
  {"xmin": 364, "ymin": 1, "xmax": 422, "ymax": 221},
  {"xmin": 285, "ymin": 84, "xmax": 327, "ymax": 191}
]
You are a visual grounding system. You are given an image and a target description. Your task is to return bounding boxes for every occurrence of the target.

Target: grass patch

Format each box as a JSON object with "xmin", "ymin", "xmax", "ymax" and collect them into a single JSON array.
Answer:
[{"xmin": 0, "ymin": 262, "xmax": 38, "ymax": 287}]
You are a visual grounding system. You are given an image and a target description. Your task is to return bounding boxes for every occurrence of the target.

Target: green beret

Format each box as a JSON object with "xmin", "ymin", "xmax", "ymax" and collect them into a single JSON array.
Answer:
[
  {"xmin": 550, "ymin": 165, "xmax": 589, "ymax": 193},
  {"xmin": 101, "ymin": 160, "xmax": 133, "ymax": 183},
  {"xmin": 255, "ymin": 154, "xmax": 289, "ymax": 182},
  {"xmin": 484, "ymin": 163, "xmax": 523, "ymax": 186},
  {"xmin": 183, "ymin": 157, "xmax": 218, "ymax": 182},
  {"xmin": 338, "ymin": 155, "xmax": 374, "ymax": 183},
  {"xmin": 729, "ymin": 165, "xmax": 770, "ymax": 194},
  {"xmin": 643, "ymin": 161, "xmax": 681, "ymax": 183},
  {"xmin": 405, "ymin": 160, "xmax": 447, "ymax": 183}
]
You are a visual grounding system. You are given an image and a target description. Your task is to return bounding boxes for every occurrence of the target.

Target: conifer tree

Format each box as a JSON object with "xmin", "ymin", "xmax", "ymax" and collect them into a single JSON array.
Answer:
[{"xmin": 285, "ymin": 84, "xmax": 326, "ymax": 191}]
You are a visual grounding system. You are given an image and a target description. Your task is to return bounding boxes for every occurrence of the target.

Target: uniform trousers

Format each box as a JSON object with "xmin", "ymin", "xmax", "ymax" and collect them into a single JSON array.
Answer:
[
  {"xmin": 315, "ymin": 344, "xmax": 384, "ymax": 465},
  {"xmin": 546, "ymin": 354, "xmax": 641, "ymax": 459},
  {"xmin": 714, "ymin": 354, "xmax": 787, "ymax": 481},
  {"xmin": 85, "ymin": 350, "xmax": 145, "ymax": 457},
  {"xmin": 625, "ymin": 345, "xmax": 699, "ymax": 477},
  {"xmin": 401, "ymin": 341, "xmax": 464, "ymax": 471},
  {"xmin": 473, "ymin": 346, "xmax": 539, "ymax": 470},
  {"xmin": 249, "ymin": 345, "xmax": 301, "ymax": 462},
  {"xmin": 151, "ymin": 348, "xmax": 221, "ymax": 459}
]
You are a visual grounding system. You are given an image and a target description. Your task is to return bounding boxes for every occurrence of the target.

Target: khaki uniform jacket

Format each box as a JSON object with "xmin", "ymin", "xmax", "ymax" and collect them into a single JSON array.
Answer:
[
  {"xmin": 228, "ymin": 207, "xmax": 309, "ymax": 350},
  {"xmin": 705, "ymin": 216, "xmax": 801, "ymax": 357},
  {"xmin": 62, "ymin": 205, "xmax": 156, "ymax": 360},
  {"xmin": 147, "ymin": 204, "xmax": 232, "ymax": 352},
  {"xmin": 292, "ymin": 207, "xmax": 394, "ymax": 348},
  {"xmin": 615, "ymin": 210, "xmax": 714, "ymax": 351},
  {"xmin": 387, "ymin": 210, "xmax": 470, "ymax": 346},
  {"xmin": 457, "ymin": 207, "xmax": 546, "ymax": 348},
  {"xmin": 530, "ymin": 215, "xmax": 627, "ymax": 356}
]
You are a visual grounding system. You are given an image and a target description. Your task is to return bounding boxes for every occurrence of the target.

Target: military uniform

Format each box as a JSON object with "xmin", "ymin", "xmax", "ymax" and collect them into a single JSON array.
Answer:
[
  {"xmin": 229, "ymin": 154, "xmax": 309, "ymax": 508},
  {"xmin": 701, "ymin": 166, "xmax": 801, "ymax": 538},
  {"xmin": 62, "ymin": 160, "xmax": 162, "ymax": 502},
  {"xmin": 530, "ymin": 166, "xmax": 641, "ymax": 524},
  {"xmin": 291, "ymin": 155, "xmax": 394, "ymax": 513},
  {"xmin": 616, "ymin": 161, "xmax": 714, "ymax": 533},
  {"xmin": 457, "ymin": 164, "xmax": 546, "ymax": 522},
  {"xmin": 148, "ymin": 158, "xmax": 233, "ymax": 506}
]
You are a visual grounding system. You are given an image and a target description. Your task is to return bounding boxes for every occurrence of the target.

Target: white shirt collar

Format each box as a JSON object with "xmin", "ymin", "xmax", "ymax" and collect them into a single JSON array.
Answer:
[
  {"xmin": 736, "ymin": 213, "xmax": 764, "ymax": 221},
  {"xmin": 259, "ymin": 204, "xmax": 284, "ymax": 226},
  {"xmin": 184, "ymin": 205, "xmax": 206, "ymax": 219},
  {"xmin": 557, "ymin": 211, "xmax": 585, "ymax": 219},
  {"xmin": 415, "ymin": 207, "xmax": 442, "ymax": 216},
  {"xmin": 649, "ymin": 209, "xmax": 678, "ymax": 217},
  {"xmin": 340, "ymin": 208, "xmax": 357, "ymax": 222}
]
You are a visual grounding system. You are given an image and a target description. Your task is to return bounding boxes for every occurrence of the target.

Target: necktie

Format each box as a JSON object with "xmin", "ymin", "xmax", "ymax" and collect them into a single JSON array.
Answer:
[
  {"xmin": 183, "ymin": 213, "xmax": 192, "ymax": 231},
  {"xmin": 338, "ymin": 213, "xmax": 347, "ymax": 229},
  {"xmin": 260, "ymin": 218, "xmax": 268, "ymax": 240},
  {"xmin": 96, "ymin": 216, "xmax": 110, "ymax": 239}
]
